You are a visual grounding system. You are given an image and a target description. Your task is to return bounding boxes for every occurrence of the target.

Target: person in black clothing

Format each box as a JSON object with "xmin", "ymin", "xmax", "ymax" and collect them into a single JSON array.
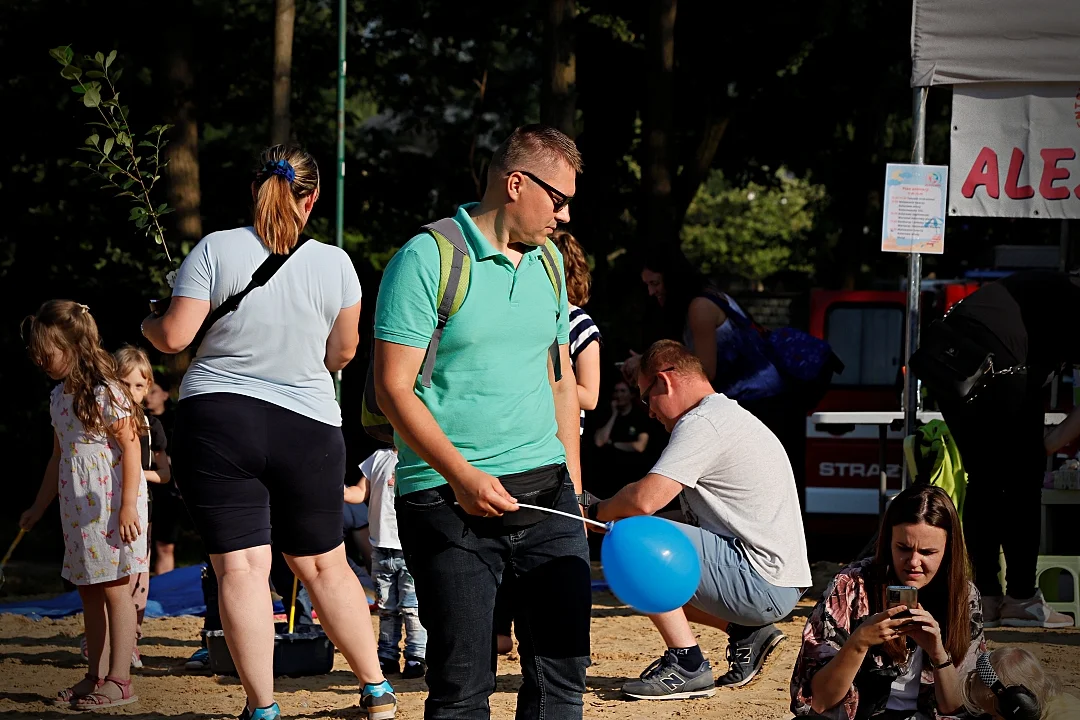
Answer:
[
  {"xmin": 929, "ymin": 270, "xmax": 1080, "ymax": 629},
  {"xmin": 144, "ymin": 375, "xmax": 181, "ymax": 575},
  {"xmin": 593, "ymin": 380, "xmax": 652, "ymax": 496}
]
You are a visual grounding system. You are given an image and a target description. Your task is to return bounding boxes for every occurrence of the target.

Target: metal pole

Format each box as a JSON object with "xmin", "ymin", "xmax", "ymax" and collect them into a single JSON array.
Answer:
[
  {"xmin": 334, "ymin": 0, "xmax": 346, "ymax": 402},
  {"xmin": 902, "ymin": 86, "xmax": 929, "ymax": 487}
]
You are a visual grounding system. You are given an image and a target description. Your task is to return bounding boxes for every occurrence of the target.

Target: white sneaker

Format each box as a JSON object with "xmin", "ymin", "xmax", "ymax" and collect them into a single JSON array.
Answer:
[
  {"xmin": 982, "ymin": 595, "xmax": 1004, "ymax": 628},
  {"xmin": 1000, "ymin": 590, "xmax": 1075, "ymax": 628}
]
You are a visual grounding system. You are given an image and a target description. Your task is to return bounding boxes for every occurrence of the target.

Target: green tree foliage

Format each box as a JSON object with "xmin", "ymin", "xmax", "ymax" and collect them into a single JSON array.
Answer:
[
  {"xmin": 49, "ymin": 45, "xmax": 176, "ymax": 277},
  {"xmin": 681, "ymin": 169, "xmax": 825, "ymax": 283}
]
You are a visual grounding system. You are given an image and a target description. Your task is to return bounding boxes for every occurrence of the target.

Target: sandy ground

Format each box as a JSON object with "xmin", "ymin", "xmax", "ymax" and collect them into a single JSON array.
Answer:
[{"xmin": 2, "ymin": 594, "xmax": 1078, "ymax": 720}]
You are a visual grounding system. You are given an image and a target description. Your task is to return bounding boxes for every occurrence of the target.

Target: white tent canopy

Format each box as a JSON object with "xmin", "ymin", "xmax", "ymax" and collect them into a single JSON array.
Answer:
[{"xmin": 911, "ymin": 0, "xmax": 1080, "ymax": 86}]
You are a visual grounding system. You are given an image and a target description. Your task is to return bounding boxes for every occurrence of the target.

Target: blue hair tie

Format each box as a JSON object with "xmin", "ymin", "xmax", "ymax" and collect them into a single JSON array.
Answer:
[{"xmin": 264, "ymin": 158, "xmax": 295, "ymax": 183}]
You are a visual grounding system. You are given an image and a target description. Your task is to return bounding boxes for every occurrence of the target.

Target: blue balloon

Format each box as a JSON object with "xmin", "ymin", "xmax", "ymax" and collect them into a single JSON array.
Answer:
[{"xmin": 601, "ymin": 516, "xmax": 701, "ymax": 614}]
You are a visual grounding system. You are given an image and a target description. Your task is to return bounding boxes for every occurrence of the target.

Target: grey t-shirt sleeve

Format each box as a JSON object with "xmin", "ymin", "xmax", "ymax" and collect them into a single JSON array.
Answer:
[
  {"xmin": 340, "ymin": 249, "xmax": 362, "ymax": 308},
  {"xmin": 650, "ymin": 412, "xmax": 719, "ymax": 489},
  {"xmin": 172, "ymin": 235, "xmax": 213, "ymax": 301}
]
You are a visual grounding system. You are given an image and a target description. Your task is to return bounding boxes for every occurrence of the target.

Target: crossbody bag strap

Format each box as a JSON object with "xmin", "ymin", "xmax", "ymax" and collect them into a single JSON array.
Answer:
[{"xmin": 193, "ymin": 236, "xmax": 312, "ymax": 348}]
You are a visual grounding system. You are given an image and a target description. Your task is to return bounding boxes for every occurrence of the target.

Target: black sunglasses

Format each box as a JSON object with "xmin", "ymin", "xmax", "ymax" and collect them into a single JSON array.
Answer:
[
  {"xmin": 641, "ymin": 366, "xmax": 676, "ymax": 407},
  {"xmin": 508, "ymin": 170, "xmax": 573, "ymax": 212}
]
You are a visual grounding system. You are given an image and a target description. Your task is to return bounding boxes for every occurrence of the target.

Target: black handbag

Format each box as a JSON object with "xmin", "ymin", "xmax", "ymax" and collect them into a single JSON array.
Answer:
[{"xmin": 909, "ymin": 320, "xmax": 996, "ymax": 401}]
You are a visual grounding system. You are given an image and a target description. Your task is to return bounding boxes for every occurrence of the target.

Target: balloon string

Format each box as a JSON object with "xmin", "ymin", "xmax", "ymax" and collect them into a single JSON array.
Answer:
[
  {"xmin": 454, "ymin": 502, "xmax": 611, "ymax": 530},
  {"xmin": 514, "ymin": 503, "xmax": 611, "ymax": 530}
]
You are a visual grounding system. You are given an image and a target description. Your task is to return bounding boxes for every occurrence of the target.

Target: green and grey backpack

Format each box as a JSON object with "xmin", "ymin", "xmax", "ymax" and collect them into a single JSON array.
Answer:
[{"xmin": 362, "ymin": 217, "xmax": 563, "ymax": 443}]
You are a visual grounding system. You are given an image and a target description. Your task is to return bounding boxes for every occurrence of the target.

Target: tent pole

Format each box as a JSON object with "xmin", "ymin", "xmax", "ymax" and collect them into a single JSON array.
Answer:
[{"xmin": 902, "ymin": 86, "xmax": 929, "ymax": 488}]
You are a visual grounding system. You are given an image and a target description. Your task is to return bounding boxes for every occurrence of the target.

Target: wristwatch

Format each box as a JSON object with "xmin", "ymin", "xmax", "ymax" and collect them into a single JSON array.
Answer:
[{"xmin": 931, "ymin": 652, "xmax": 953, "ymax": 670}]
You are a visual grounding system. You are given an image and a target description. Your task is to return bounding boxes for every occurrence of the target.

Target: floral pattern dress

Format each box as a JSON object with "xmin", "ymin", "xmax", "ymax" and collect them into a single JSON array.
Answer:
[
  {"xmin": 52, "ymin": 384, "xmax": 149, "ymax": 585},
  {"xmin": 790, "ymin": 557, "xmax": 986, "ymax": 720}
]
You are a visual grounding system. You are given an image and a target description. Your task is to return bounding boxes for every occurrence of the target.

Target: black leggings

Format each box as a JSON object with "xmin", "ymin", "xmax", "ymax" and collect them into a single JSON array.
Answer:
[
  {"xmin": 172, "ymin": 393, "xmax": 346, "ymax": 556},
  {"xmin": 937, "ymin": 319, "xmax": 1045, "ymax": 599}
]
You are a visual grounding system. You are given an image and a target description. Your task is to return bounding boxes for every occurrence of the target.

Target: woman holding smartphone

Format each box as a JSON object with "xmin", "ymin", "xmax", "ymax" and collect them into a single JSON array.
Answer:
[{"xmin": 789, "ymin": 485, "xmax": 985, "ymax": 720}]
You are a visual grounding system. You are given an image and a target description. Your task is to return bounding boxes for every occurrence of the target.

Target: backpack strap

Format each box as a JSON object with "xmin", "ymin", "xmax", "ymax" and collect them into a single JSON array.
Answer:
[
  {"xmin": 538, "ymin": 243, "xmax": 563, "ymax": 382},
  {"xmin": 419, "ymin": 218, "xmax": 470, "ymax": 388},
  {"xmin": 192, "ymin": 236, "xmax": 312, "ymax": 349}
]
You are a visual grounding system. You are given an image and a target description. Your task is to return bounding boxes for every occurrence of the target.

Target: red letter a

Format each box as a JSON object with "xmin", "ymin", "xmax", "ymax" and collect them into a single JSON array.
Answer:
[{"xmin": 961, "ymin": 147, "xmax": 1000, "ymax": 199}]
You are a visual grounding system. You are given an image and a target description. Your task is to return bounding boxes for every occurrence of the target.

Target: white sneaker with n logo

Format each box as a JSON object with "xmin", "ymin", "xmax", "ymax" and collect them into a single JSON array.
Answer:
[{"xmin": 621, "ymin": 651, "xmax": 715, "ymax": 700}]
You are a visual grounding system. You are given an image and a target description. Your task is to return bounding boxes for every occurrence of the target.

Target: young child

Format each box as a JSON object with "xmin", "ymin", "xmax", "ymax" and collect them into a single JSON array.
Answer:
[
  {"xmin": 114, "ymin": 346, "xmax": 170, "ymax": 667},
  {"xmin": 19, "ymin": 300, "xmax": 148, "ymax": 708},
  {"xmin": 963, "ymin": 647, "xmax": 1080, "ymax": 720},
  {"xmin": 359, "ymin": 447, "xmax": 427, "ymax": 679}
]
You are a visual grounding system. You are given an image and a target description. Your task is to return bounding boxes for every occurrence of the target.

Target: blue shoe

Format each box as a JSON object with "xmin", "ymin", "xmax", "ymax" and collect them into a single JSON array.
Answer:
[
  {"xmin": 237, "ymin": 702, "xmax": 280, "ymax": 720},
  {"xmin": 361, "ymin": 680, "xmax": 397, "ymax": 720},
  {"xmin": 184, "ymin": 647, "xmax": 210, "ymax": 672}
]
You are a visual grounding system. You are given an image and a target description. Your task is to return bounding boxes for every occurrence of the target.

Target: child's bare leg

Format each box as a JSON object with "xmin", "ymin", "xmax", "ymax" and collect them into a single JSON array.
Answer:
[
  {"xmin": 100, "ymin": 577, "xmax": 138, "ymax": 695},
  {"xmin": 73, "ymin": 584, "xmax": 108, "ymax": 695},
  {"xmin": 130, "ymin": 571, "xmax": 148, "ymax": 640}
]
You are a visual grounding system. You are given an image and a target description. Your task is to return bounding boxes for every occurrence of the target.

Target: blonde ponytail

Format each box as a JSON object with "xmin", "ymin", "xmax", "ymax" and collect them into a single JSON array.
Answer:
[{"xmin": 252, "ymin": 145, "xmax": 320, "ymax": 255}]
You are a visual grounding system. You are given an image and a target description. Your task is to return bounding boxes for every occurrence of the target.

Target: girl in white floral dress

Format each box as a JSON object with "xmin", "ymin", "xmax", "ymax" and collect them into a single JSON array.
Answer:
[{"xmin": 19, "ymin": 300, "xmax": 148, "ymax": 709}]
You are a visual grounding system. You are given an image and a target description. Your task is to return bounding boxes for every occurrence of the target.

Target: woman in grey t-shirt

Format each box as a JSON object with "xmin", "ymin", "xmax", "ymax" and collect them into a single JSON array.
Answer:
[{"xmin": 142, "ymin": 145, "xmax": 395, "ymax": 720}]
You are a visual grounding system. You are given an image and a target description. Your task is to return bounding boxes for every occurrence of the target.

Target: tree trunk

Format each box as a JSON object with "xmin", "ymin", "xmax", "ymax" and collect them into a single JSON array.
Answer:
[
  {"xmin": 163, "ymin": 0, "xmax": 202, "ymax": 253},
  {"xmin": 641, "ymin": 0, "xmax": 677, "ymax": 251},
  {"xmin": 673, "ymin": 116, "xmax": 729, "ymax": 229},
  {"xmin": 541, "ymin": 0, "xmax": 577, "ymax": 138},
  {"xmin": 271, "ymin": 0, "xmax": 295, "ymax": 146}
]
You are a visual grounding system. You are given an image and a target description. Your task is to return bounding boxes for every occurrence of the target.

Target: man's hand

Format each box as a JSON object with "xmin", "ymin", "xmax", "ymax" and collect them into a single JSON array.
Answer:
[{"xmin": 451, "ymin": 467, "xmax": 519, "ymax": 517}]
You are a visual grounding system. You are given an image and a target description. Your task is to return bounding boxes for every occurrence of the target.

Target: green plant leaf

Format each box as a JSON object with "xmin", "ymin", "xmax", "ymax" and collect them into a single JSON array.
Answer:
[
  {"xmin": 106, "ymin": 50, "xmax": 117, "ymax": 69},
  {"xmin": 71, "ymin": 85, "xmax": 85, "ymax": 94},
  {"xmin": 83, "ymin": 83, "xmax": 101, "ymax": 108},
  {"xmin": 85, "ymin": 70, "xmax": 104, "ymax": 78},
  {"xmin": 137, "ymin": 140, "xmax": 156, "ymax": 148},
  {"xmin": 86, "ymin": 133, "xmax": 100, "ymax": 148},
  {"xmin": 112, "ymin": 68, "xmax": 123, "ymax": 84},
  {"xmin": 159, "ymin": 207, "xmax": 175, "ymax": 216},
  {"xmin": 103, "ymin": 138, "xmax": 114, "ymax": 156},
  {"xmin": 135, "ymin": 216, "xmax": 148, "ymax": 229},
  {"xmin": 49, "ymin": 45, "xmax": 73, "ymax": 66},
  {"xmin": 122, "ymin": 178, "xmax": 135, "ymax": 190},
  {"xmin": 60, "ymin": 64, "xmax": 82, "ymax": 80},
  {"xmin": 117, "ymin": 131, "xmax": 131, "ymax": 148},
  {"xmin": 156, "ymin": 203, "xmax": 169, "ymax": 213},
  {"xmin": 94, "ymin": 52, "xmax": 104, "ymax": 65}
]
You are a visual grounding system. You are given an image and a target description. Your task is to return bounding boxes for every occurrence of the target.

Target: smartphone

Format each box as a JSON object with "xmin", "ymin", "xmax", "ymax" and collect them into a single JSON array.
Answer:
[{"xmin": 887, "ymin": 585, "xmax": 917, "ymax": 618}]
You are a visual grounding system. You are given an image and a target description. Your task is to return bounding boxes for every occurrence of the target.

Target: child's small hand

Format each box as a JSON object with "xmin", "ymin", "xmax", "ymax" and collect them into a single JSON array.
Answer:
[
  {"xmin": 118, "ymin": 506, "xmax": 141, "ymax": 543},
  {"xmin": 19, "ymin": 506, "xmax": 44, "ymax": 531}
]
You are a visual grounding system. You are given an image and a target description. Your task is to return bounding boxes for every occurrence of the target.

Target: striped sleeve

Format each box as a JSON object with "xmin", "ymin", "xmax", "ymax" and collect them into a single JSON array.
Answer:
[
  {"xmin": 568, "ymin": 306, "xmax": 601, "ymax": 365},
  {"xmin": 567, "ymin": 306, "xmax": 601, "ymax": 436}
]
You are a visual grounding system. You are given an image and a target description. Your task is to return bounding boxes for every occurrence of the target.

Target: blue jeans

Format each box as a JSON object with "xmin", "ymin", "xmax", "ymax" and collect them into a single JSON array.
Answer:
[
  {"xmin": 372, "ymin": 546, "xmax": 427, "ymax": 661},
  {"xmin": 397, "ymin": 470, "xmax": 591, "ymax": 720}
]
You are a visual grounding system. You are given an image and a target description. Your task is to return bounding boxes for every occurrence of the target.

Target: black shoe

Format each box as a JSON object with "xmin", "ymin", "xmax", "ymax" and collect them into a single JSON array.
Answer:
[
  {"xmin": 379, "ymin": 657, "xmax": 400, "ymax": 676},
  {"xmin": 621, "ymin": 650, "xmax": 715, "ymax": 700},
  {"xmin": 715, "ymin": 626, "xmax": 785, "ymax": 689},
  {"xmin": 401, "ymin": 657, "xmax": 427, "ymax": 680}
]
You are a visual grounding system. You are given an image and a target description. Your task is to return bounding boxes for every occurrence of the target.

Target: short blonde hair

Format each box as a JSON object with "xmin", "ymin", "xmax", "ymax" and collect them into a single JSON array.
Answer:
[
  {"xmin": 963, "ymin": 648, "xmax": 1061, "ymax": 718},
  {"xmin": 639, "ymin": 340, "xmax": 707, "ymax": 383},
  {"xmin": 489, "ymin": 124, "xmax": 583, "ymax": 179},
  {"xmin": 114, "ymin": 345, "xmax": 153, "ymax": 383}
]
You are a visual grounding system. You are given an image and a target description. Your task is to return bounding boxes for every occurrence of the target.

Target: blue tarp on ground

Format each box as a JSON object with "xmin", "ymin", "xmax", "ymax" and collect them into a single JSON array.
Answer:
[
  {"xmin": 0, "ymin": 564, "xmax": 220, "ymax": 620},
  {"xmin": 0, "ymin": 565, "xmax": 611, "ymax": 621}
]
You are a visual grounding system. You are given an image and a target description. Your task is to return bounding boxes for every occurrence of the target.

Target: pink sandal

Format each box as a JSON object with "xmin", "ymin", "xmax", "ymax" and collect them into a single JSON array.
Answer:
[
  {"xmin": 73, "ymin": 676, "xmax": 138, "ymax": 709},
  {"xmin": 54, "ymin": 674, "xmax": 102, "ymax": 705}
]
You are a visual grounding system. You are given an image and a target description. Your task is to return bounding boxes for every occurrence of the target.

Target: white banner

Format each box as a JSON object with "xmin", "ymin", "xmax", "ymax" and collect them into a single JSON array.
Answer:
[{"xmin": 950, "ymin": 83, "xmax": 1080, "ymax": 219}]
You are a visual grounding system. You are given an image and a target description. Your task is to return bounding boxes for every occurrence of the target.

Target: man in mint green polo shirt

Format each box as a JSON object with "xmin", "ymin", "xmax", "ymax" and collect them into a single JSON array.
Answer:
[{"xmin": 373, "ymin": 125, "xmax": 591, "ymax": 720}]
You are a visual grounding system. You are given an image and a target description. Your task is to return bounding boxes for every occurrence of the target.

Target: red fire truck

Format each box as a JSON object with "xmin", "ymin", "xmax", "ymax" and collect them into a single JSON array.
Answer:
[{"xmin": 802, "ymin": 276, "xmax": 1036, "ymax": 556}]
